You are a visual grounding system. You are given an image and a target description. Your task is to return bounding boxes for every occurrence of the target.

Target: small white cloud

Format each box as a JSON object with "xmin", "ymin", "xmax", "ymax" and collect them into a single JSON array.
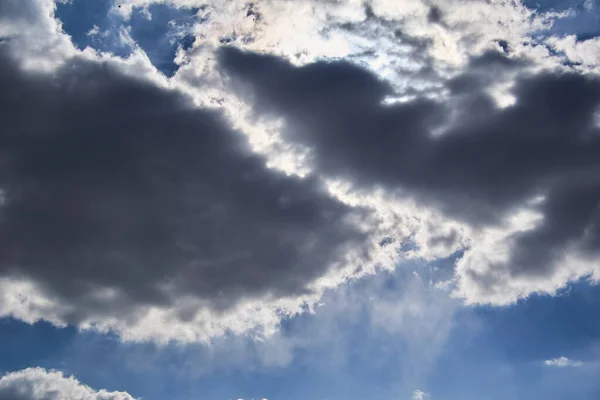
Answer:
[
  {"xmin": 86, "ymin": 25, "xmax": 100, "ymax": 36},
  {"xmin": 0, "ymin": 367, "xmax": 137, "ymax": 399},
  {"xmin": 412, "ymin": 389, "xmax": 429, "ymax": 400},
  {"xmin": 544, "ymin": 357, "xmax": 583, "ymax": 368}
]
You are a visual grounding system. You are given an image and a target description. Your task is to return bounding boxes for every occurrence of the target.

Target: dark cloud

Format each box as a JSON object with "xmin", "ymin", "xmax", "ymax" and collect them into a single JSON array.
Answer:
[
  {"xmin": 220, "ymin": 47, "xmax": 600, "ymax": 280},
  {"xmin": 0, "ymin": 46, "xmax": 367, "ymax": 322},
  {"xmin": 427, "ymin": 6, "xmax": 443, "ymax": 25}
]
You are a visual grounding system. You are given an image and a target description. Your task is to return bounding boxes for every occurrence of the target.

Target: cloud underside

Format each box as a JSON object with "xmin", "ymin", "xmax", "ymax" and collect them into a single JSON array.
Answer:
[
  {"xmin": 0, "ymin": 46, "xmax": 371, "ymax": 340},
  {"xmin": 0, "ymin": 368, "xmax": 137, "ymax": 400},
  {"xmin": 220, "ymin": 47, "xmax": 600, "ymax": 304},
  {"xmin": 0, "ymin": 0, "xmax": 599, "ymax": 342}
]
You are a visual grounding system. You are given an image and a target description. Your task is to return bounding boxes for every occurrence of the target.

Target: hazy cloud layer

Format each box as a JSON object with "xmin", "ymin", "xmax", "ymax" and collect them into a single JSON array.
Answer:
[{"xmin": 0, "ymin": 368, "xmax": 137, "ymax": 400}]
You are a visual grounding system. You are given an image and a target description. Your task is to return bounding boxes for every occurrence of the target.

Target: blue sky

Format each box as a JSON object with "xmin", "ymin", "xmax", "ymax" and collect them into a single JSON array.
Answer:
[
  {"xmin": 1, "ymin": 0, "xmax": 600, "ymax": 399},
  {"xmin": 56, "ymin": 0, "xmax": 197, "ymax": 75},
  {"xmin": 526, "ymin": 0, "xmax": 600, "ymax": 41}
]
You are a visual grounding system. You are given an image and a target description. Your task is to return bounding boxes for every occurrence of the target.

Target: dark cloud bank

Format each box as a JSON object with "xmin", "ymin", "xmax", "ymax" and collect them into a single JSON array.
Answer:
[
  {"xmin": 220, "ymin": 47, "xmax": 600, "ymax": 284},
  {"xmin": 1, "ymin": 24, "xmax": 600, "ymax": 325},
  {"xmin": 0, "ymin": 46, "xmax": 367, "ymax": 322}
]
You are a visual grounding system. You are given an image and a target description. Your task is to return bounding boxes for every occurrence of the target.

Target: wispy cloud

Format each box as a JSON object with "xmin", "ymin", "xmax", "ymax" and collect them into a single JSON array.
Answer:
[
  {"xmin": 544, "ymin": 357, "xmax": 583, "ymax": 368},
  {"xmin": 412, "ymin": 389, "xmax": 429, "ymax": 400}
]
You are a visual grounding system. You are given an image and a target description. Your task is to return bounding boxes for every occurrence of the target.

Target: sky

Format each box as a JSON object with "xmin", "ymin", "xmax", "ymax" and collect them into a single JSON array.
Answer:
[{"xmin": 0, "ymin": 0, "xmax": 600, "ymax": 399}]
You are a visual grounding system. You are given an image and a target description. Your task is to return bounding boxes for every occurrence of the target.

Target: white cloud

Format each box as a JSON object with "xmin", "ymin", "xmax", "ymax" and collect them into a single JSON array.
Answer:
[
  {"xmin": 544, "ymin": 357, "xmax": 584, "ymax": 368},
  {"xmin": 452, "ymin": 205, "xmax": 600, "ymax": 306},
  {"xmin": 412, "ymin": 389, "xmax": 429, "ymax": 400},
  {"xmin": 115, "ymin": 0, "xmax": 567, "ymax": 73},
  {"xmin": 0, "ymin": 368, "xmax": 137, "ymax": 400},
  {"xmin": 547, "ymin": 35, "xmax": 600, "ymax": 71}
]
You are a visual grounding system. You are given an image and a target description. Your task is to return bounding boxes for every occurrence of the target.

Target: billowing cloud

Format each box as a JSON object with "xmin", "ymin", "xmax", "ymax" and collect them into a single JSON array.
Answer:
[
  {"xmin": 0, "ymin": 368, "xmax": 137, "ymax": 400},
  {"xmin": 0, "ymin": 0, "xmax": 76, "ymax": 68},
  {"xmin": 1, "ymin": 0, "xmax": 600, "ymax": 345},
  {"xmin": 0, "ymin": 42, "xmax": 383, "ymax": 341},
  {"xmin": 220, "ymin": 47, "xmax": 600, "ymax": 305}
]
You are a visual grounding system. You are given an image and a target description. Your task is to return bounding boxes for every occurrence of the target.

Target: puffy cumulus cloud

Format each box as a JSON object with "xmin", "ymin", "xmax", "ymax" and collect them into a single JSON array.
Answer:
[
  {"xmin": 0, "ymin": 0, "xmax": 77, "ymax": 69},
  {"xmin": 0, "ymin": 368, "xmax": 136, "ymax": 400},
  {"xmin": 544, "ymin": 357, "xmax": 584, "ymax": 367},
  {"xmin": 546, "ymin": 35, "xmax": 600, "ymax": 72},
  {"xmin": 113, "ymin": 0, "xmax": 566, "ymax": 71},
  {"xmin": 220, "ymin": 47, "xmax": 600, "ymax": 306},
  {"xmin": 0, "ymin": 42, "xmax": 391, "ymax": 342}
]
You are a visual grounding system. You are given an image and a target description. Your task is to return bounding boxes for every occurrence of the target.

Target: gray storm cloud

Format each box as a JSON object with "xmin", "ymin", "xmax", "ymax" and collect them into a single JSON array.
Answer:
[
  {"xmin": 220, "ymin": 47, "xmax": 600, "ymax": 301},
  {"xmin": 0, "ymin": 46, "xmax": 368, "ymax": 324}
]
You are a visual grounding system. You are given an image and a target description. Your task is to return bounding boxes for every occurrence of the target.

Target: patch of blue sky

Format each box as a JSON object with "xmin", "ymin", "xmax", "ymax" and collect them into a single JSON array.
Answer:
[
  {"xmin": 0, "ymin": 319, "xmax": 77, "ymax": 376},
  {"xmin": 55, "ymin": 1, "xmax": 198, "ymax": 77},
  {"xmin": 430, "ymin": 279, "xmax": 600, "ymax": 400},
  {"xmin": 128, "ymin": 4, "xmax": 198, "ymax": 77},
  {"xmin": 551, "ymin": 3, "xmax": 600, "ymax": 41},
  {"xmin": 523, "ymin": 0, "xmax": 600, "ymax": 40},
  {"xmin": 55, "ymin": 0, "xmax": 132, "ymax": 58}
]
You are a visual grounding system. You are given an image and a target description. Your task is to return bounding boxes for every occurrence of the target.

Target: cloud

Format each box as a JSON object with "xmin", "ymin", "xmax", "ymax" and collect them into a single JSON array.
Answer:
[
  {"xmin": 0, "ymin": 0, "xmax": 76, "ymax": 69},
  {"xmin": 2, "ymin": 0, "xmax": 600, "ymax": 347},
  {"xmin": 412, "ymin": 390, "xmax": 429, "ymax": 400},
  {"xmin": 0, "ymin": 42, "xmax": 383, "ymax": 342},
  {"xmin": 0, "ymin": 368, "xmax": 137, "ymax": 400},
  {"xmin": 368, "ymin": 270, "xmax": 457, "ymax": 387},
  {"xmin": 235, "ymin": 398, "xmax": 268, "ymax": 400},
  {"xmin": 54, "ymin": 260, "xmax": 456, "ymax": 386},
  {"xmin": 546, "ymin": 35, "xmax": 600, "ymax": 69},
  {"xmin": 220, "ymin": 47, "xmax": 600, "ymax": 305},
  {"xmin": 544, "ymin": 356, "xmax": 584, "ymax": 367},
  {"xmin": 113, "ymin": 0, "xmax": 563, "ymax": 67}
]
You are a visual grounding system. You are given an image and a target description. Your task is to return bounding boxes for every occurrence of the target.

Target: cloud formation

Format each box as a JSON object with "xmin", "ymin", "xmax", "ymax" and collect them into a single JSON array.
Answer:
[
  {"xmin": 0, "ymin": 368, "xmax": 136, "ymax": 400},
  {"xmin": 0, "ymin": 43, "xmax": 377, "ymax": 341},
  {"xmin": 220, "ymin": 47, "xmax": 600, "ymax": 305},
  {"xmin": 1, "ymin": 0, "xmax": 600, "ymax": 344}
]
